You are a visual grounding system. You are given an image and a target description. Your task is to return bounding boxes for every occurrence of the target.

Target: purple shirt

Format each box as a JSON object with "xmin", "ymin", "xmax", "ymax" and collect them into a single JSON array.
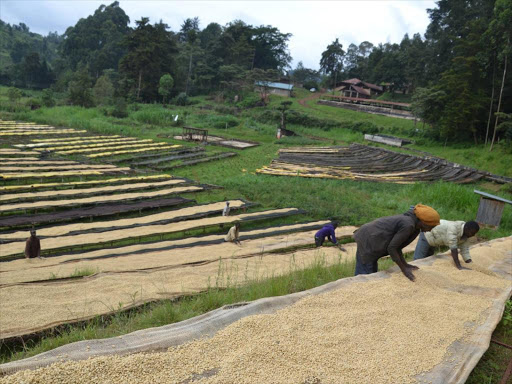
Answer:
[{"xmin": 315, "ymin": 224, "xmax": 337, "ymax": 244}]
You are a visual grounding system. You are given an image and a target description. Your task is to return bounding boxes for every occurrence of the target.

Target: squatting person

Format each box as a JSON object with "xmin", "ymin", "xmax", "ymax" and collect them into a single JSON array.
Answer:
[
  {"xmin": 25, "ymin": 229, "xmax": 42, "ymax": 259},
  {"xmin": 413, "ymin": 220, "xmax": 480, "ymax": 269},
  {"xmin": 353, "ymin": 204, "xmax": 440, "ymax": 281},
  {"xmin": 225, "ymin": 221, "xmax": 241, "ymax": 245}
]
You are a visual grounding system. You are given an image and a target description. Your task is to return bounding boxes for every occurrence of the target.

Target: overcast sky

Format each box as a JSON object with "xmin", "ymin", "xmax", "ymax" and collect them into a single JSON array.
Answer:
[{"xmin": 0, "ymin": 1, "xmax": 436, "ymax": 69}]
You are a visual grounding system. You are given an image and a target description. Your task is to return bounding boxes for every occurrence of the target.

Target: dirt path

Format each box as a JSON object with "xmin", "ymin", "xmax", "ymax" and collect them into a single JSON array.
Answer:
[{"xmin": 297, "ymin": 92, "xmax": 324, "ymax": 109}]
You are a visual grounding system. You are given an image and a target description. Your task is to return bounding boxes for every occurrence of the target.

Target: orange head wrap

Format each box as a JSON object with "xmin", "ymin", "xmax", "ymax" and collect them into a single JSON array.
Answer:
[{"xmin": 414, "ymin": 204, "xmax": 440, "ymax": 227}]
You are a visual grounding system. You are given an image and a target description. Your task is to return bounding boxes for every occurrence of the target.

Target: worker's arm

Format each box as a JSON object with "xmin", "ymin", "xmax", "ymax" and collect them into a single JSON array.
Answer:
[
  {"xmin": 447, "ymin": 226, "xmax": 469, "ymax": 270},
  {"xmin": 388, "ymin": 227, "xmax": 417, "ymax": 282},
  {"xmin": 401, "ymin": 249, "xmax": 419, "ymax": 270},
  {"xmin": 459, "ymin": 242, "xmax": 472, "ymax": 263},
  {"xmin": 450, "ymin": 248, "xmax": 470, "ymax": 270},
  {"xmin": 329, "ymin": 228, "xmax": 337, "ymax": 245}
]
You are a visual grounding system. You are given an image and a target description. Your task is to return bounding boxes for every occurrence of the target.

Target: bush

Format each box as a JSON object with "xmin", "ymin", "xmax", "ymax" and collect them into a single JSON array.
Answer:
[
  {"xmin": 214, "ymin": 105, "xmax": 238, "ymax": 115},
  {"xmin": 236, "ymin": 94, "xmax": 262, "ymax": 109},
  {"xmin": 204, "ymin": 114, "xmax": 239, "ymax": 129},
  {"xmin": 93, "ymin": 75, "xmax": 114, "ymax": 106},
  {"xmin": 26, "ymin": 98, "xmax": 41, "ymax": 110},
  {"xmin": 303, "ymin": 80, "xmax": 319, "ymax": 91},
  {"xmin": 7, "ymin": 87, "xmax": 22, "ymax": 103},
  {"xmin": 41, "ymin": 89, "xmax": 55, "ymax": 107},
  {"xmin": 348, "ymin": 121, "xmax": 379, "ymax": 134},
  {"xmin": 174, "ymin": 92, "xmax": 189, "ymax": 106},
  {"xmin": 111, "ymin": 98, "xmax": 128, "ymax": 118},
  {"xmin": 67, "ymin": 67, "xmax": 94, "ymax": 107},
  {"xmin": 255, "ymin": 109, "xmax": 341, "ymax": 131}
]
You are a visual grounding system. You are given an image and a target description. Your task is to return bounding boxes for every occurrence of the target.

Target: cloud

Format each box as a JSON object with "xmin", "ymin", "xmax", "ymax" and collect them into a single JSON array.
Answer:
[{"xmin": 0, "ymin": 0, "xmax": 436, "ymax": 69}]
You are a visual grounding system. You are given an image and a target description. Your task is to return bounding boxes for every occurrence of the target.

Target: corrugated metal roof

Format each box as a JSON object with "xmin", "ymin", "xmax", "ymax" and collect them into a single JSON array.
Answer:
[
  {"xmin": 351, "ymin": 85, "xmax": 371, "ymax": 96},
  {"xmin": 254, "ymin": 81, "xmax": 294, "ymax": 91},
  {"xmin": 474, "ymin": 190, "xmax": 512, "ymax": 204},
  {"xmin": 362, "ymin": 81, "xmax": 383, "ymax": 92},
  {"xmin": 343, "ymin": 78, "xmax": 362, "ymax": 84}
]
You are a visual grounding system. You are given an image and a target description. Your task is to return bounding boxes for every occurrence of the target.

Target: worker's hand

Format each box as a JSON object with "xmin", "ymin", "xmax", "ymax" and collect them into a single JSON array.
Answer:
[
  {"xmin": 403, "ymin": 268, "xmax": 416, "ymax": 282},
  {"xmin": 338, "ymin": 245, "xmax": 347, "ymax": 252},
  {"xmin": 465, "ymin": 259, "xmax": 472, "ymax": 264},
  {"xmin": 457, "ymin": 265, "xmax": 471, "ymax": 271},
  {"xmin": 405, "ymin": 263, "xmax": 419, "ymax": 270}
]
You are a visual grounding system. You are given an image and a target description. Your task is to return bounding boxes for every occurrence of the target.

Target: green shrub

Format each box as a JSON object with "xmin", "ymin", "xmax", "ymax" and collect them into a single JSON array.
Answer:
[
  {"xmin": 214, "ymin": 105, "xmax": 238, "ymax": 115},
  {"xmin": 255, "ymin": 109, "xmax": 341, "ymax": 131},
  {"xmin": 349, "ymin": 121, "xmax": 379, "ymax": 134},
  {"xmin": 174, "ymin": 92, "xmax": 189, "ymax": 106},
  {"xmin": 111, "ymin": 98, "xmax": 128, "ymax": 118},
  {"xmin": 26, "ymin": 98, "xmax": 41, "ymax": 110},
  {"xmin": 236, "ymin": 94, "xmax": 262, "ymax": 109},
  {"xmin": 41, "ymin": 89, "xmax": 55, "ymax": 107},
  {"xmin": 204, "ymin": 114, "xmax": 239, "ymax": 129}
]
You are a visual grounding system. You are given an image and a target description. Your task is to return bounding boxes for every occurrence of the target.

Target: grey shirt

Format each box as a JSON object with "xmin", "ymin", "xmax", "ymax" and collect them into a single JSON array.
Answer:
[{"xmin": 354, "ymin": 211, "xmax": 420, "ymax": 264}]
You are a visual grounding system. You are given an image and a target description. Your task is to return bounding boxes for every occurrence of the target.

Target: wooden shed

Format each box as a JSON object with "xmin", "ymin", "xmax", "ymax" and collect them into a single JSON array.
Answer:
[
  {"xmin": 254, "ymin": 81, "xmax": 294, "ymax": 97},
  {"xmin": 474, "ymin": 190, "xmax": 512, "ymax": 228}
]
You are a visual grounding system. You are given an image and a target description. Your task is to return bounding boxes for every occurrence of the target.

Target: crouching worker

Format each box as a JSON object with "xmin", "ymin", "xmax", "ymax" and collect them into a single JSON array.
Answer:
[
  {"xmin": 354, "ymin": 204, "xmax": 440, "ymax": 282},
  {"xmin": 25, "ymin": 229, "xmax": 42, "ymax": 259},
  {"xmin": 414, "ymin": 220, "xmax": 479, "ymax": 269},
  {"xmin": 314, "ymin": 222, "xmax": 346, "ymax": 251},
  {"xmin": 225, "ymin": 222, "xmax": 241, "ymax": 245}
]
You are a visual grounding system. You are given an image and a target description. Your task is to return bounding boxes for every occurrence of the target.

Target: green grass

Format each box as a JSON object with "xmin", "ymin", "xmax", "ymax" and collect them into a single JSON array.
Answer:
[
  {"xmin": 467, "ymin": 300, "xmax": 512, "ymax": 384},
  {"xmin": 48, "ymin": 267, "xmax": 98, "ymax": 281}
]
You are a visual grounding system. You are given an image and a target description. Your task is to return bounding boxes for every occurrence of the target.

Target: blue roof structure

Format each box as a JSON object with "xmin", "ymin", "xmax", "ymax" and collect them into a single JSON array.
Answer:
[{"xmin": 254, "ymin": 81, "xmax": 294, "ymax": 91}]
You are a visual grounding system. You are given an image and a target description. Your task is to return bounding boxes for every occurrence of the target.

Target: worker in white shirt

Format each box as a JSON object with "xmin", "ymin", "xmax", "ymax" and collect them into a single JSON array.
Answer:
[
  {"xmin": 225, "ymin": 221, "xmax": 241, "ymax": 245},
  {"xmin": 222, "ymin": 201, "xmax": 230, "ymax": 217},
  {"xmin": 413, "ymin": 220, "xmax": 480, "ymax": 269}
]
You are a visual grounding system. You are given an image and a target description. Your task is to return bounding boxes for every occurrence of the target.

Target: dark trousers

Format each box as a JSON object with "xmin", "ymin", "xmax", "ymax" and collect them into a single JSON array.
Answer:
[
  {"xmin": 314, "ymin": 236, "xmax": 324, "ymax": 247},
  {"xmin": 354, "ymin": 248, "xmax": 378, "ymax": 276}
]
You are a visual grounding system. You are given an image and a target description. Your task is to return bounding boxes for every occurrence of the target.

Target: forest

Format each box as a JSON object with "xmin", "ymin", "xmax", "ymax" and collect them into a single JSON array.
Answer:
[{"xmin": 0, "ymin": 0, "xmax": 511, "ymax": 144}]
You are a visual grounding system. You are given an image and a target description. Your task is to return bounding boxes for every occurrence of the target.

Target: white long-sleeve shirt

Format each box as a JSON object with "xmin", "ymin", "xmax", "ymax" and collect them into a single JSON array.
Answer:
[
  {"xmin": 224, "ymin": 226, "xmax": 239, "ymax": 242},
  {"xmin": 424, "ymin": 220, "xmax": 471, "ymax": 261}
]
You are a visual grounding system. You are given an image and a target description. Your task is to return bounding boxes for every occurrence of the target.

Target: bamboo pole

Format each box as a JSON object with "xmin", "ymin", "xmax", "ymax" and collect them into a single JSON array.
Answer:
[{"xmin": 490, "ymin": 42, "xmax": 508, "ymax": 152}]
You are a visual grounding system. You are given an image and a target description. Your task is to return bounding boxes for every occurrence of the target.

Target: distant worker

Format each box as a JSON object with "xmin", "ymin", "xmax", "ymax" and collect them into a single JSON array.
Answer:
[
  {"xmin": 314, "ymin": 222, "xmax": 346, "ymax": 251},
  {"xmin": 353, "ymin": 204, "xmax": 440, "ymax": 282},
  {"xmin": 25, "ymin": 229, "xmax": 42, "ymax": 259},
  {"xmin": 414, "ymin": 220, "xmax": 480, "ymax": 269},
  {"xmin": 222, "ymin": 201, "xmax": 231, "ymax": 217},
  {"xmin": 225, "ymin": 222, "xmax": 241, "ymax": 245}
]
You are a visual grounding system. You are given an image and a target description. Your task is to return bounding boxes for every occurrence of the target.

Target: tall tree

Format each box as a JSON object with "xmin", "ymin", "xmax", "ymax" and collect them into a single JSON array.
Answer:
[
  {"xmin": 179, "ymin": 17, "xmax": 200, "ymax": 43},
  {"xmin": 251, "ymin": 26, "xmax": 292, "ymax": 71},
  {"xmin": 319, "ymin": 38, "xmax": 345, "ymax": 88},
  {"xmin": 487, "ymin": 0, "xmax": 512, "ymax": 150},
  {"xmin": 119, "ymin": 18, "xmax": 178, "ymax": 101},
  {"xmin": 61, "ymin": 1, "xmax": 130, "ymax": 77}
]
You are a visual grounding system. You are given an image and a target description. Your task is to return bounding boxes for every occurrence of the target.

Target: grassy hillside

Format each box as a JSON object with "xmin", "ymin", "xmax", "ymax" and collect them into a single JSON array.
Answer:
[
  {"xmin": 1, "ymin": 87, "xmax": 511, "ymax": 382},
  {"xmin": 1, "ymin": 86, "xmax": 511, "ymax": 240}
]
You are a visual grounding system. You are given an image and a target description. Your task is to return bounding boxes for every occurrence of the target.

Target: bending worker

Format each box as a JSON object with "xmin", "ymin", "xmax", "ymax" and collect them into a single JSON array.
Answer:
[
  {"xmin": 414, "ymin": 220, "xmax": 480, "ymax": 269},
  {"xmin": 25, "ymin": 229, "xmax": 42, "ymax": 259},
  {"xmin": 354, "ymin": 204, "xmax": 440, "ymax": 281},
  {"xmin": 314, "ymin": 222, "xmax": 346, "ymax": 251},
  {"xmin": 225, "ymin": 221, "xmax": 241, "ymax": 245}
]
